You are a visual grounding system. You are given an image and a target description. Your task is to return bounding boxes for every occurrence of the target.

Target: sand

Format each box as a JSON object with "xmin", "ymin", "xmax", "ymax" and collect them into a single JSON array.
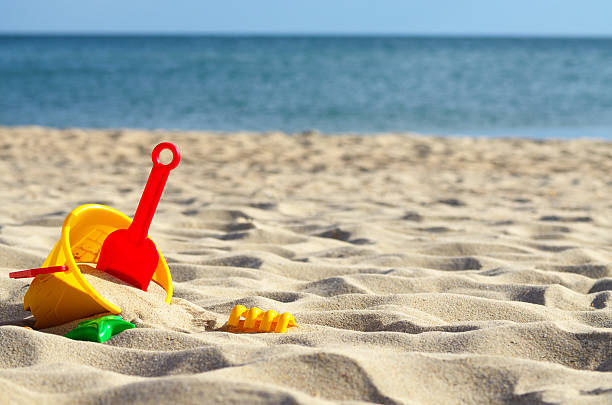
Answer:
[{"xmin": 0, "ymin": 126, "xmax": 611, "ymax": 404}]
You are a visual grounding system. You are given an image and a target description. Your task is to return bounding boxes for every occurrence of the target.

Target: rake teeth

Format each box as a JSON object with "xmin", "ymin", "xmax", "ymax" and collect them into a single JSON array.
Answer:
[{"xmin": 227, "ymin": 305, "xmax": 296, "ymax": 333}]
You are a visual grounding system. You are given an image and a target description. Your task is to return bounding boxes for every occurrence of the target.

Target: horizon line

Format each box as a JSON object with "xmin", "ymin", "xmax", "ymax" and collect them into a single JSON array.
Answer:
[{"xmin": 1, "ymin": 31, "xmax": 612, "ymax": 39}]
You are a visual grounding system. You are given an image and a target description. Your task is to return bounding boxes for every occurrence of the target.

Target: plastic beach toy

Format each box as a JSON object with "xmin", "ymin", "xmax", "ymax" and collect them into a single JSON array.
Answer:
[
  {"xmin": 65, "ymin": 315, "xmax": 135, "ymax": 343},
  {"xmin": 23, "ymin": 204, "xmax": 173, "ymax": 329},
  {"xmin": 10, "ymin": 266, "xmax": 68, "ymax": 279},
  {"xmin": 97, "ymin": 142, "xmax": 180, "ymax": 291},
  {"xmin": 227, "ymin": 305, "xmax": 296, "ymax": 333}
]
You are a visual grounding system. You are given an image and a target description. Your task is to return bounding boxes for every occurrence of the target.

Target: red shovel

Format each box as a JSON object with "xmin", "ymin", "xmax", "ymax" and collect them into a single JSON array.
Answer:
[{"xmin": 97, "ymin": 142, "xmax": 180, "ymax": 291}]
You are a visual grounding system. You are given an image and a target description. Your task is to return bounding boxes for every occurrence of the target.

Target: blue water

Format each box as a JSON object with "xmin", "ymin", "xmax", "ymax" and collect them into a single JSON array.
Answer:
[{"xmin": 1, "ymin": 35, "xmax": 612, "ymax": 139}]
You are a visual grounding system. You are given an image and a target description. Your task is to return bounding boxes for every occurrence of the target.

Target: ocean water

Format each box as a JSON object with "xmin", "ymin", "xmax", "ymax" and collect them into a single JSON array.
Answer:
[{"xmin": 1, "ymin": 35, "xmax": 612, "ymax": 139}]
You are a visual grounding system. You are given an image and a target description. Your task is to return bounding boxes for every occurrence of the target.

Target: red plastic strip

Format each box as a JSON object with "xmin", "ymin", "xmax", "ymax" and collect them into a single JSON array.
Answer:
[{"xmin": 9, "ymin": 265, "xmax": 68, "ymax": 279}]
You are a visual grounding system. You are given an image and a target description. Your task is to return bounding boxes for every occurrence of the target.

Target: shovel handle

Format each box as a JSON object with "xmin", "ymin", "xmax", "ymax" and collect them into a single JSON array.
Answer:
[{"xmin": 128, "ymin": 142, "xmax": 180, "ymax": 243}]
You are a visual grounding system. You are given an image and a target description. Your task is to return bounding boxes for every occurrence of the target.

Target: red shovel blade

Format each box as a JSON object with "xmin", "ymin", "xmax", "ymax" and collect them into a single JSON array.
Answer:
[
  {"xmin": 97, "ymin": 229, "xmax": 159, "ymax": 290},
  {"xmin": 97, "ymin": 142, "xmax": 180, "ymax": 291},
  {"xmin": 9, "ymin": 265, "xmax": 68, "ymax": 279}
]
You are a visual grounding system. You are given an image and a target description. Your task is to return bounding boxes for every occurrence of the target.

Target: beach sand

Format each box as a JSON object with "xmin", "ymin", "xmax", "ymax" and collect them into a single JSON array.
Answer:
[{"xmin": 0, "ymin": 126, "xmax": 611, "ymax": 404}]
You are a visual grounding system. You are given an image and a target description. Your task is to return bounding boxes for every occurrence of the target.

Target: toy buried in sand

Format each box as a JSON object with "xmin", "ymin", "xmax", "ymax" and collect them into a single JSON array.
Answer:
[
  {"xmin": 227, "ymin": 305, "xmax": 296, "ymax": 333},
  {"xmin": 65, "ymin": 315, "xmax": 135, "ymax": 343},
  {"xmin": 22, "ymin": 142, "xmax": 180, "ymax": 329},
  {"xmin": 23, "ymin": 204, "xmax": 173, "ymax": 329}
]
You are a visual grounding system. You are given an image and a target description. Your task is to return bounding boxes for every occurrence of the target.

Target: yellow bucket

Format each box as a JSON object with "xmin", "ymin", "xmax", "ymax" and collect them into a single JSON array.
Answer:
[{"xmin": 24, "ymin": 204, "xmax": 173, "ymax": 329}]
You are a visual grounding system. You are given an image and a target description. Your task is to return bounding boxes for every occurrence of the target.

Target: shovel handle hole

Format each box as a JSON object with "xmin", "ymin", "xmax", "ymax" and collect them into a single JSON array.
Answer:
[{"xmin": 152, "ymin": 142, "xmax": 180, "ymax": 170}]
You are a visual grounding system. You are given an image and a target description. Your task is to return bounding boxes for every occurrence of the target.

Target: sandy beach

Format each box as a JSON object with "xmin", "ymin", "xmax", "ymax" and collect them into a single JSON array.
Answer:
[{"xmin": 0, "ymin": 126, "xmax": 611, "ymax": 404}]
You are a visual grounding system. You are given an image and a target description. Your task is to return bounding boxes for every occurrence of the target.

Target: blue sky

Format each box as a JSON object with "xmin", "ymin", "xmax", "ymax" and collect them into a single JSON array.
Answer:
[{"xmin": 1, "ymin": 0, "xmax": 611, "ymax": 36}]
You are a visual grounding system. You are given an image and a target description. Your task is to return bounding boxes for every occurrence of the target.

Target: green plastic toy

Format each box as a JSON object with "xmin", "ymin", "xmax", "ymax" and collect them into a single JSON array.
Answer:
[{"xmin": 64, "ymin": 315, "xmax": 135, "ymax": 343}]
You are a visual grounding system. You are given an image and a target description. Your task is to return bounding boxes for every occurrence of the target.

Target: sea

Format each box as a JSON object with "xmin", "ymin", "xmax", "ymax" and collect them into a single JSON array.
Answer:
[{"xmin": 1, "ymin": 35, "xmax": 612, "ymax": 139}]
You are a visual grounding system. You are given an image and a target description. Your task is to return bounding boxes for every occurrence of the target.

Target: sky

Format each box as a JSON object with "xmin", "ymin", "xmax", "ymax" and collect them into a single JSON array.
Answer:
[{"xmin": 1, "ymin": 0, "xmax": 612, "ymax": 36}]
